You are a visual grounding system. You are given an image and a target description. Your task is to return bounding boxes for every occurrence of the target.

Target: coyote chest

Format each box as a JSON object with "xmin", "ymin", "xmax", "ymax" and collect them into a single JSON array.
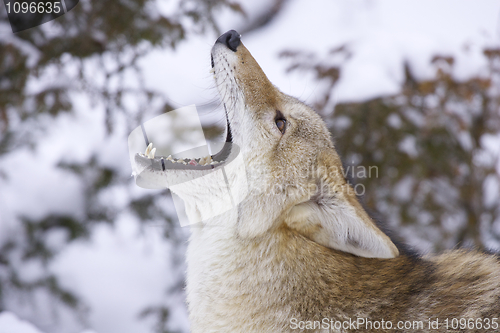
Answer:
[{"xmin": 186, "ymin": 221, "xmax": 351, "ymax": 333}]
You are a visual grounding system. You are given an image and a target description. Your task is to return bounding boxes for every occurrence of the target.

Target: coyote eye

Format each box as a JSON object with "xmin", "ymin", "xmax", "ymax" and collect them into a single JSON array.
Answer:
[
  {"xmin": 275, "ymin": 110, "xmax": 286, "ymax": 134},
  {"xmin": 276, "ymin": 119, "xmax": 286, "ymax": 133}
]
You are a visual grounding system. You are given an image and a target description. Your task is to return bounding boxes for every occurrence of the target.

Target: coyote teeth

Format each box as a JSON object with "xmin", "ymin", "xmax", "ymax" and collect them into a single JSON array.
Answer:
[
  {"xmin": 148, "ymin": 147, "xmax": 156, "ymax": 159},
  {"xmin": 145, "ymin": 143, "xmax": 153, "ymax": 156},
  {"xmin": 199, "ymin": 155, "xmax": 213, "ymax": 166},
  {"xmin": 139, "ymin": 148, "xmax": 218, "ymax": 167}
]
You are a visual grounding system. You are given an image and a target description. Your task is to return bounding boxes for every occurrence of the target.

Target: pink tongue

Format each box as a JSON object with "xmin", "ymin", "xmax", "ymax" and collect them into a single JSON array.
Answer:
[{"xmin": 189, "ymin": 159, "xmax": 198, "ymax": 166}]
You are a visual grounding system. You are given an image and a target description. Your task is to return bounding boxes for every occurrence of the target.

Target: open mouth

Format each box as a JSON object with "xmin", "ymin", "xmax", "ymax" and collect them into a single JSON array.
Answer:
[
  {"xmin": 135, "ymin": 31, "xmax": 237, "ymax": 173},
  {"xmin": 135, "ymin": 107, "xmax": 233, "ymax": 172}
]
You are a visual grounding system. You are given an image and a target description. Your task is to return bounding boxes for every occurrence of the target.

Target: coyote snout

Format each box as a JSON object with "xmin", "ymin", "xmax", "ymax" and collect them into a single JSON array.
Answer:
[{"xmin": 139, "ymin": 30, "xmax": 500, "ymax": 332}]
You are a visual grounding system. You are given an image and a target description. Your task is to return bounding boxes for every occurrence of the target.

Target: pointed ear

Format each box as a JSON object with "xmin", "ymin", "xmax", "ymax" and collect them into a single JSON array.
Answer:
[{"xmin": 285, "ymin": 151, "xmax": 399, "ymax": 259}]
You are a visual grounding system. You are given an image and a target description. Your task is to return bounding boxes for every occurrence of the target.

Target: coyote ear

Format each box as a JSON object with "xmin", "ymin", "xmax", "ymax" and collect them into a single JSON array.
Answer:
[{"xmin": 285, "ymin": 151, "xmax": 399, "ymax": 259}]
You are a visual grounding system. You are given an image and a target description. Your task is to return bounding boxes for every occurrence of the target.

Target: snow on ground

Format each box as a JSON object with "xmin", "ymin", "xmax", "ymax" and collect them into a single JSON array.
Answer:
[
  {"xmin": 1, "ymin": 0, "xmax": 500, "ymax": 332},
  {"xmin": 0, "ymin": 312, "xmax": 99, "ymax": 333},
  {"xmin": 0, "ymin": 90, "xmax": 188, "ymax": 332},
  {"xmin": 0, "ymin": 312, "xmax": 45, "ymax": 333},
  {"xmin": 48, "ymin": 215, "xmax": 180, "ymax": 333}
]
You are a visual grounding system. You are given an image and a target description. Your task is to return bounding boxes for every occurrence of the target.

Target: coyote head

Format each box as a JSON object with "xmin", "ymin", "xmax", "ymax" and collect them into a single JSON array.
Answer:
[{"xmin": 136, "ymin": 30, "xmax": 399, "ymax": 259}]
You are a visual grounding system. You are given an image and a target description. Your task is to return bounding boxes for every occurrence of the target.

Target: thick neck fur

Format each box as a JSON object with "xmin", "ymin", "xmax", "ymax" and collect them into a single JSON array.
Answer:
[{"xmin": 186, "ymin": 207, "xmax": 500, "ymax": 332}]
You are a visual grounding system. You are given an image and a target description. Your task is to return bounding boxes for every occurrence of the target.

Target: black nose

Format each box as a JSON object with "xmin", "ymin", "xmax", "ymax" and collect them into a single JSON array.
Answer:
[{"xmin": 216, "ymin": 30, "xmax": 241, "ymax": 52}]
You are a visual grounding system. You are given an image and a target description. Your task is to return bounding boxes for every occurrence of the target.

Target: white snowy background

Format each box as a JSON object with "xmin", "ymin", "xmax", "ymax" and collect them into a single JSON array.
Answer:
[{"xmin": 1, "ymin": 0, "xmax": 499, "ymax": 332}]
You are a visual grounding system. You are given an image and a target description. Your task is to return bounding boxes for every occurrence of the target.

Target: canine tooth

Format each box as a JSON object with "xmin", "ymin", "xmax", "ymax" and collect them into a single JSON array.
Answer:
[
  {"xmin": 148, "ymin": 148, "xmax": 156, "ymax": 159},
  {"xmin": 145, "ymin": 143, "xmax": 153, "ymax": 156}
]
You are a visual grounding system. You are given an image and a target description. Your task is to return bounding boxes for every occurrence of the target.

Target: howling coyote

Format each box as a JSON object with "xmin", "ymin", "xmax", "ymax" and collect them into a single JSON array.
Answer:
[{"xmin": 135, "ymin": 30, "xmax": 500, "ymax": 332}]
